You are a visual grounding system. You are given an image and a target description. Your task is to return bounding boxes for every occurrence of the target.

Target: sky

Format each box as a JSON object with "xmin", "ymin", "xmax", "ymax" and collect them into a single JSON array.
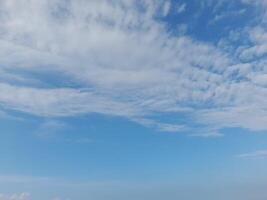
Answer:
[{"xmin": 1, "ymin": 0, "xmax": 267, "ymax": 199}]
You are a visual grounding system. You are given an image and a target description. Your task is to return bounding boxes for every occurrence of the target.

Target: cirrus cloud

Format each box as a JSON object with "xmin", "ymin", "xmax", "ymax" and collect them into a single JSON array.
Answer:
[{"xmin": 0, "ymin": 0, "xmax": 267, "ymax": 136}]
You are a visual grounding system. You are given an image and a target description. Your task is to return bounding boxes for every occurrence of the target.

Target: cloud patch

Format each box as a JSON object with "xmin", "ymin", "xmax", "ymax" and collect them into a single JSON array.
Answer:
[
  {"xmin": 238, "ymin": 150, "xmax": 267, "ymax": 159},
  {"xmin": 0, "ymin": 193, "xmax": 30, "ymax": 200}
]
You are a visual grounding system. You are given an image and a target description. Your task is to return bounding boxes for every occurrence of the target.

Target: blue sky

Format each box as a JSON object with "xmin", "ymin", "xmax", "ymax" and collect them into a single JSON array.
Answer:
[{"xmin": 1, "ymin": 0, "xmax": 267, "ymax": 199}]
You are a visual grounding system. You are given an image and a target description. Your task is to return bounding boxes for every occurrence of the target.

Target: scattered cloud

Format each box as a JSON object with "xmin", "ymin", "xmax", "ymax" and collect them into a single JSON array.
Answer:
[
  {"xmin": 190, "ymin": 128, "xmax": 224, "ymax": 138},
  {"xmin": 0, "ymin": 0, "xmax": 266, "ymax": 136},
  {"xmin": 36, "ymin": 120, "xmax": 68, "ymax": 137},
  {"xmin": 210, "ymin": 8, "xmax": 246, "ymax": 24},
  {"xmin": 0, "ymin": 193, "xmax": 70, "ymax": 200},
  {"xmin": 238, "ymin": 150, "xmax": 267, "ymax": 159},
  {"xmin": 0, "ymin": 193, "xmax": 30, "ymax": 200},
  {"xmin": 176, "ymin": 3, "xmax": 186, "ymax": 14},
  {"xmin": 162, "ymin": 1, "xmax": 171, "ymax": 16},
  {"xmin": 0, "ymin": 175, "xmax": 53, "ymax": 184}
]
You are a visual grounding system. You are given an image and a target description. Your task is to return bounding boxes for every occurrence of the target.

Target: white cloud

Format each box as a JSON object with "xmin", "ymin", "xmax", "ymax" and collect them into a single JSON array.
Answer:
[
  {"xmin": 190, "ymin": 127, "xmax": 224, "ymax": 138},
  {"xmin": 196, "ymin": 106, "xmax": 267, "ymax": 132},
  {"xmin": 162, "ymin": 1, "xmax": 171, "ymax": 16},
  {"xmin": 242, "ymin": 0, "xmax": 267, "ymax": 6},
  {"xmin": 238, "ymin": 150, "xmax": 267, "ymax": 159},
  {"xmin": 211, "ymin": 8, "xmax": 246, "ymax": 24},
  {"xmin": 36, "ymin": 120, "xmax": 68, "ymax": 138},
  {"xmin": 132, "ymin": 117, "xmax": 186, "ymax": 133},
  {"xmin": 0, "ymin": 83, "xmax": 141, "ymax": 117},
  {"xmin": 251, "ymin": 73, "xmax": 267, "ymax": 86},
  {"xmin": 0, "ymin": 193, "xmax": 70, "ymax": 200},
  {"xmin": 239, "ymin": 27, "xmax": 267, "ymax": 60},
  {"xmin": 0, "ymin": 0, "xmax": 267, "ymax": 136},
  {"xmin": 176, "ymin": 3, "xmax": 186, "ymax": 14},
  {"xmin": 51, "ymin": 198, "xmax": 70, "ymax": 200},
  {"xmin": 0, "ymin": 193, "xmax": 30, "ymax": 200}
]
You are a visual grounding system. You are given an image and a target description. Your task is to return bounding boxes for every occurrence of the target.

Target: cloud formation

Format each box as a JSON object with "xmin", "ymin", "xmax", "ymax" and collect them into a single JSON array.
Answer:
[
  {"xmin": 238, "ymin": 150, "xmax": 267, "ymax": 159},
  {"xmin": 0, "ymin": 0, "xmax": 267, "ymax": 136},
  {"xmin": 0, "ymin": 193, "xmax": 30, "ymax": 200}
]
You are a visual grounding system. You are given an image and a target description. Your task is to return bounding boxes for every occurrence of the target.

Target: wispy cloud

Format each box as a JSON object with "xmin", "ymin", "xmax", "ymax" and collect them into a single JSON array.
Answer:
[
  {"xmin": 36, "ymin": 120, "xmax": 68, "ymax": 138},
  {"xmin": 176, "ymin": 3, "xmax": 186, "ymax": 14},
  {"xmin": 0, "ymin": 0, "xmax": 267, "ymax": 136},
  {"xmin": 162, "ymin": 1, "xmax": 171, "ymax": 16},
  {"xmin": 0, "ymin": 193, "xmax": 30, "ymax": 200},
  {"xmin": 238, "ymin": 150, "xmax": 267, "ymax": 159},
  {"xmin": 0, "ymin": 193, "xmax": 69, "ymax": 200},
  {"xmin": 210, "ymin": 8, "xmax": 246, "ymax": 24}
]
